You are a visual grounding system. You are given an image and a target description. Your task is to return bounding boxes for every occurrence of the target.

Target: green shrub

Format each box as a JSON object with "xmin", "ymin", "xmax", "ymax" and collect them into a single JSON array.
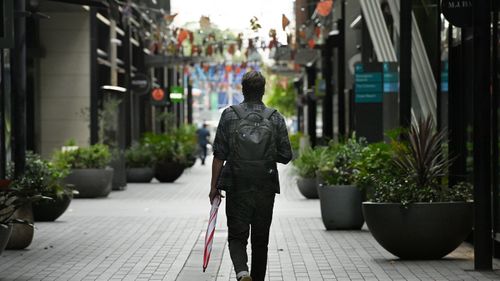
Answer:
[
  {"xmin": 125, "ymin": 143, "xmax": 154, "ymax": 168},
  {"xmin": 8, "ymin": 152, "xmax": 70, "ymax": 199},
  {"xmin": 174, "ymin": 125, "xmax": 198, "ymax": 159},
  {"xmin": 53, "ymin": 143, "xmax": 111, "ymax": 170},
  {"xmin": 141, "ymin": 125, "xmax": 198, "ymax": 166},
  {"xmin": 142, "ymin": 133, "xmax": 185, "ymax": 164},
  {"xmin": 293, "ymin": 146, "xmax": 327, "ymax": 178},
  {"xmin": 317, "ymin": 135, "xmax": 367, "ymax": 186},
  {"xmin": 289, "ymin": 132, "xmax": 303, "ymax": 152},
  {"xmin": 370, "ymin": 117, "xmax": 473, "ymax": 204}
]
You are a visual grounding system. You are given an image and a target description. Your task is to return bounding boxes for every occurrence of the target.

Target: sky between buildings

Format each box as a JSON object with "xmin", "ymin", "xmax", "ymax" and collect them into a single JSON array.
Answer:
[{"xmin": 170, "ymin": 0, "xmax": 294, "ymax": 42}]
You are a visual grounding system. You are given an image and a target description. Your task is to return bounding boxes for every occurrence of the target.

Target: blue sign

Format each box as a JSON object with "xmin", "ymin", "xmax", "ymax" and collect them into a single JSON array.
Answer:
[
  {"xmin": 383, "ymin": 62, "xmax": 399, "ymax": 94},
  {"xmin": 441, "ymin": 61, "xmax": 449, "ymax": 92},
  {"xmin": 355, "ymin": 63, "xmax": 383, "ymax": 103}
]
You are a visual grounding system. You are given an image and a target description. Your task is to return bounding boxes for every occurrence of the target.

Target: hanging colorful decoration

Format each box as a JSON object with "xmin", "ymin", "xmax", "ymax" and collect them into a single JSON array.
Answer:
[
  {"xmin": 250, "ymin": 16, "xmax": 262, "ymax": 33},
  {"xmin": 282, "ymin": 14, "xmax": 290, "ymax": 31},
  {"xmin": 316, "ymin": 0, "xmax": 334, "ymax": 17}
]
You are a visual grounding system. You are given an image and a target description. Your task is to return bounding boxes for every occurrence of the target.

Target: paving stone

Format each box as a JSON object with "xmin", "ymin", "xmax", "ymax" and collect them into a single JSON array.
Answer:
[{"xmin": 0, "ymin": 161, "xmax": 499, "ymax": 280}]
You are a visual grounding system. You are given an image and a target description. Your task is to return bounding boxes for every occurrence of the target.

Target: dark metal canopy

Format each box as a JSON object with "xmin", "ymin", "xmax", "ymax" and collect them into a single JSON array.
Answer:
[{"xmin": 46, "ymin": 0, "xmax": 109, "ymax": 8}]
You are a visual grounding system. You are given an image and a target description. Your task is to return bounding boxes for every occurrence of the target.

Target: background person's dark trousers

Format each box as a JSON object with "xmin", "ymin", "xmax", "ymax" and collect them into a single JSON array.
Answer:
[
  {"xmin": 199, "ymin": 144, "xmax": 207, "ymax": 165},
  {"xmin": 226, "ymin": 188, "xmax": 275, "ymax": 281}
]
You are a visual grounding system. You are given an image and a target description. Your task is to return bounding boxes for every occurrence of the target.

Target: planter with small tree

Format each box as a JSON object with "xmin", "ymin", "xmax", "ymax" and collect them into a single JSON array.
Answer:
[
  {"xmin": 143, "ymin": 133, "xmax": 186, "ymax": 183},
  {"xmin": 362, "ymin": 117, "xmax": 473, "ymax": 259},
  {"xmin": 53, "ymin": 143, "xmax": 113, "ymax": 198},
  {"xmin": 125, "ymin": 143, "xmax": 154, "ymax": 183},
  {"xmin": 316, "ymin": 136, "xmax": 368, "ymax": 230},
  {"xmin": 293, "ymin": 147, "xmax": 326, "ymax": 199},
  {"xmin": 10, "ymin": 153, "xmax": 76, "ymax": 222}
]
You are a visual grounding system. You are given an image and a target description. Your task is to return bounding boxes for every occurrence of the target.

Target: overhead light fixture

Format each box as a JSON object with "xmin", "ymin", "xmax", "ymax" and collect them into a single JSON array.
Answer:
[{"xmin": 101, "ymin": 85, "xmax": 127, "ymax": 93}]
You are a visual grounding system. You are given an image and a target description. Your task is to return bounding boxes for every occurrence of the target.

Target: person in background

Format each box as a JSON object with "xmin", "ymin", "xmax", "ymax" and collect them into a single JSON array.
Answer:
[
  {"xmin": 196, "ymin": 122, "xmax": 211, "ymax": 165},
  {"xmin": 210, "ymin": 71, "xmax": 292, "ymax": 281}
]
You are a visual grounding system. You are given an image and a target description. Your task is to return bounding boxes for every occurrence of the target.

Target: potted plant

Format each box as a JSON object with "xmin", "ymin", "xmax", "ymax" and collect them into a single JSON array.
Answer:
[
  {"xmin": 9, "ymin": 153, "xmax": 75, "ymax": 222},
  {"xmin": 289, "ymin": 132, "xmax": 303, "ymax": 160},
  {"xmin": 0, "ymin": 188, "xmax": 37, "ymax": 253},
  {"xmin": 125, "ymin": 143, "xmax": 154, "ymax": 183},
  {"xmin": 317, "ymin": 136, "xmax": 367, "ymax": 230},
  {"xmin": 143, "ymin": 133, "xmax": 186, "ymax": 183},
  {"xmin": 53, "ymin": 143, "xmax": 113, "ymax": 198},
  {"xmin": 292, "ymin": 147, "xmax": 326, "ymax": 199},
  {"xmin": 174, "ymin": 125, "xmax": 198, "ymax": 168},
  {"xmin": 4, "ymin": 152, "xmax": 61, "ymax": 249},
  {"xmin": 0, "ymin": 184, "xmax": 17, "ymax": 254},
  {"xmin": 362, "ymin": 117, "xmax": 473, "ymax": 259}
]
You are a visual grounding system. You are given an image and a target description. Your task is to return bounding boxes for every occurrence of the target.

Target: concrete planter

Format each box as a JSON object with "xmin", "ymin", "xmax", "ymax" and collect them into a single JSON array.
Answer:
[
  {"xmin": 154, "ymin": 161, "xmax": 185, "ymax": 183},
  {"xmin": 0, "ymin": 224, "xmax": 12, "ymax": 254},
  {"xmin": 6, "ymin": 204, "xmax": 34, "ymax": 250},
  {"xmin": 64, "ymin": 168, "xmax": 114, "ymax": 198},
  {"xmin": 296, "ymin": 177, "xmax": 319, "ymax": 199},
  {"xmin": 362, "ymin": 202, "xmax": 473, "ymax": 259},
  {"xmin": 318, "ymin": 185, "xmax": 364, "ymax": 230},
  {"xmin": 33, "ymin": 193, "xmax": 72, "ymax": 222},
  {"xmin": 126, "ymin": 167, "xmax": 154, "ymax": 183}
]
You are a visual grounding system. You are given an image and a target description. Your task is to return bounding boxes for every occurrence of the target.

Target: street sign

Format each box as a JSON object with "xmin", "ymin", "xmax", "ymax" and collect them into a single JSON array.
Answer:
[
  {"xmin": 441, "ymin": 0, "xmax": 472, "ymax": 28},
  {"xmin": 354, "ymin": 63, "xmax": 384, "ymax": 142},
  {"xmin": 170, "ymin": 86, "xmax": 184, "ymax": 103},
  {"xmin": 131, "ymin": 73, "xmax": 151, "ymax": 95},
  {"xmin": 150, "ymin": 88, "xmax": 169, "ymax": 106},
  {"xmin": 354, "ymin": 63, "xmax": 383, "ymax": 103}
]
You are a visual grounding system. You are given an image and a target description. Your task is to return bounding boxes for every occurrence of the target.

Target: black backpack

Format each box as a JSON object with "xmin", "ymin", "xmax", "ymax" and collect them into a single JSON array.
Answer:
[{"xmin": 228, "ymin": 104, "xmax": 279, "ymax": 185}]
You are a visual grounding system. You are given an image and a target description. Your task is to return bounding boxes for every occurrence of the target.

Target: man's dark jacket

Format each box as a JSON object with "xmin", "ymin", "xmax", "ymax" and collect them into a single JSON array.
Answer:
[{"xmin": 213, "ymin": 101, "xmax": 293, "ymax": 193}]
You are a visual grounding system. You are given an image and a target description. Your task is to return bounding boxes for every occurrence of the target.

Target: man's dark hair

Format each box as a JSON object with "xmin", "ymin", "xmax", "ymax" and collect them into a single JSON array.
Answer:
[{"xmin": 242, "ymin": 71, "xmax": 266, "ymax": 101}]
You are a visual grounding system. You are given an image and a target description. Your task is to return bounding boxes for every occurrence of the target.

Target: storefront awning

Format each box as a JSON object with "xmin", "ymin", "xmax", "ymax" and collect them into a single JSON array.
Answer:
[{"xmin": 46, "ymin": 0, "xmax": 109, "ymax": 8}]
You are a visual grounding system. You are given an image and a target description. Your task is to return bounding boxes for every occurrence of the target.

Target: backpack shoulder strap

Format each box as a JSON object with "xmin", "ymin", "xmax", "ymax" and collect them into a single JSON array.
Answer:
[
  {"xmin": 230, "ymin": 105, "xmax": 249, "ymax": 119},
  {"xmin": 261, "ymin": 107, "xmax": 277, "ymax": 120}
]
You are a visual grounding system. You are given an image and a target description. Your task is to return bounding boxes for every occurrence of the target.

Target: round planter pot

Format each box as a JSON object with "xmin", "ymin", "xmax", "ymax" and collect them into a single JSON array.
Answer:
[
  {"xmin": 318, "ymin": 185, "xmax": 364, "ymax": 230},
  {"xmin": 0, "ymin": 224, "xmax": 12, "ymax": 255},
  {"xmin": 126, "ymin": 167, "xmax": 154, "ymax": 183},
  {"xmin": 155, "ymin": 162, "xmax": 185, "ymax": 183},
  {"xmin": 64, "ymin": 168, "xmax": 114, "ymax": 198},
  {"xmin": 362, "ymin": 202, "xmax": 473, "ymax": 259},
  {"xmin": 33, "ymin": 194, "xmax": 72, "ymax": 222},
  {"xmin": 297, "ymin": 177, "xmax": 319, "ymax": 199},
  {"xmin": 6, "ymin": 204, "xmax": 34, "ymax": 250}
]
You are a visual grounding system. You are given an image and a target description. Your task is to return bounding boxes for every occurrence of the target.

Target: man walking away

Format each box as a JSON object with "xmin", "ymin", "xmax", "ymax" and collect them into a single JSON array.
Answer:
[
  {"xmin": 209, "ymin": 71, "xmax": 293, "ymax": 281},
  {"xmin": 197, "ymin": 123, "xmax": 210, "ymax": 165}
]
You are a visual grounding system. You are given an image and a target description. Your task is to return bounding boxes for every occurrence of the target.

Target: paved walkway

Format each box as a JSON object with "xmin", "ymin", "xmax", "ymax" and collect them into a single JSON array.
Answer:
[{"xmin": 1, "ymin": 158, "xmax": 500, "ymax": 281}]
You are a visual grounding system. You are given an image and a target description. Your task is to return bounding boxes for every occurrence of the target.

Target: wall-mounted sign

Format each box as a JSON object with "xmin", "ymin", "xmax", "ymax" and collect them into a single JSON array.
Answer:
[
  {"xmin": 354, "ymin": 63, "xmax": 383, "ymax": 103},
  {"xmin": 441, "ymin": 61, "xmax": 449, "ymax": 93},
  {"xmin": 441, "ymin": 0, "xmax": 472, "ymax": 28},
  {"xmin": 131, "ymin": 73, "xmax": 151, "ymax": 95},
  {"xmin": 170, "ymin": 86, "xmax": 184, "ymax": 103},
  {"xmin": 383, "ymin": 62, "xmax": 399, "ymax": 94},
  {"xmin": 150, "ymin": 88, "xmax": 169, "ymax": 106}
]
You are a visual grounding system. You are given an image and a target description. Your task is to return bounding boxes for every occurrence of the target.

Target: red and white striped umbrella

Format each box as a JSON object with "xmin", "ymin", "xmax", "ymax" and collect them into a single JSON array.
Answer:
[{"xmin": 203, "ymin": 194, "xmax": 221, "ymax": 272}]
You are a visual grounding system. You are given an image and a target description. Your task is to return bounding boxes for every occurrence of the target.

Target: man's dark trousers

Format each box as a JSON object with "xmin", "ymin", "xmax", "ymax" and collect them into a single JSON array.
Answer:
[{"xmin": 226, "ymin": 185, "xmax": 276, "ymax": 281}]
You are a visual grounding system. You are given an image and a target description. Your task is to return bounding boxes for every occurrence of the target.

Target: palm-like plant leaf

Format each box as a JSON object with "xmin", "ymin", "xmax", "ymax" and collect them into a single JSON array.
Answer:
[{"xmin": 393, "ymin": 117, "xmax": 450, "ymax": 192}]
